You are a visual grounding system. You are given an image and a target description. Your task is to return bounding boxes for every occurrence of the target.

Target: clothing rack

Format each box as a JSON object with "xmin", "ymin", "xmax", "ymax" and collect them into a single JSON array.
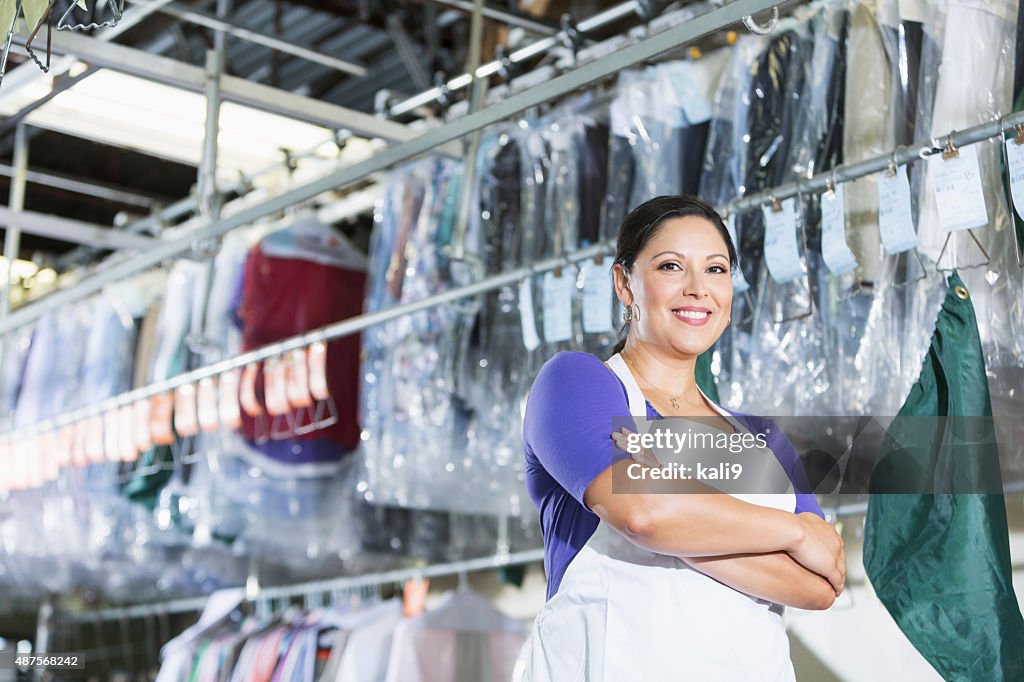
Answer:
[
  {"xmin": 4, "ymin": 106, "xmax": 1024, "ymax": 442},
  {"xmin": 0, "ymin": 0, "xmax": 780, "ymax": 339},
  {"xmin": 54, "ymin": 548, "xmax": 545, "ymax": 623}
]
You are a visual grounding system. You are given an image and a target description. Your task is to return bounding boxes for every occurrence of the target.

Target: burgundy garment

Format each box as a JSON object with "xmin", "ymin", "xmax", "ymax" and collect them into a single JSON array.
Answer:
[{"xmin": 237, "ymin": 244, "xmax": 365, "ymax": 454}]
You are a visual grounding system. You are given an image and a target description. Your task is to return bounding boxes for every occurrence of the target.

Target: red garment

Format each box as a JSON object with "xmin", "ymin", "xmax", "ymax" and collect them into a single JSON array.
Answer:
[{"xmin": 237, "ymin": 243, "xmax": 365, "ymax": 453}]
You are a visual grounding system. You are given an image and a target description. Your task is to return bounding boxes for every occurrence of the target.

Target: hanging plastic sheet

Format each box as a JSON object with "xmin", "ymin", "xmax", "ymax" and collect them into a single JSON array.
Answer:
[{"xmin": 912, "ymin": 0, "xmax": 1024, "ymax": 374}]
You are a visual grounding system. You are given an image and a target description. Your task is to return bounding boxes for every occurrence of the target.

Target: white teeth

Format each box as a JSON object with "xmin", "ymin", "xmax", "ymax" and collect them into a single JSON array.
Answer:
[{"xmin": 674, "ymin": 310, "xmax": 710, "ymax": 319}]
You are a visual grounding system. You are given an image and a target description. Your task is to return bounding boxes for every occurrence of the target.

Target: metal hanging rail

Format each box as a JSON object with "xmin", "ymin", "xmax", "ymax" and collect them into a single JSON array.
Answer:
[
  {"xmin": 386, "ymin": 0, "xmax": 643, "ymax": 118},
  {"xmin": 0, "ymin": 0, "xmax": 781, "ymax": 339},
  {"xmin": 726, "ymin": 114, "xmax": 1024, "ymax": 213},
  {"xmin": 5, "ymin": 107, "xmax": 1024, "ymax": 440},
  {"xmin": 57, "ymin": 548, "xmax": 545, "ymax": 623}
]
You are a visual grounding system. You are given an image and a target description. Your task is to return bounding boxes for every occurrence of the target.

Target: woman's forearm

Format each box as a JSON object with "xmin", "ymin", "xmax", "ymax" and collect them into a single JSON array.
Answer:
[
  {"xmin": 587, "ymin": 460, "xmax": 806, "ymax": 558},
  {"xmin": 683, "ymin": 552, "xmax": 837, "ymax": 610}
]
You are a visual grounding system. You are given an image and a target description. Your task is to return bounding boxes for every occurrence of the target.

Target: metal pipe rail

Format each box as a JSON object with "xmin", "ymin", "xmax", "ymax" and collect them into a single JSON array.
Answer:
[
  {"xmin": 0, "ymin": 0, "xmax": 781, "ymax": 338},
  {"xmin": 727, "ymin": 113, "xmax": 1024, "ymax": 213},
  {"xmin": 56, "ymin": 548, "xmax": 545, "ymax": 623},
  {"xmin": 387, "ymin": 0, "xmax": 642, "ymax": 118}
]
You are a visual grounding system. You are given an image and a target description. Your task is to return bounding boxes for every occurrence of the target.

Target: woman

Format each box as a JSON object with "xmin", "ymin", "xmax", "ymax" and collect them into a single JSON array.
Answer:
[{"xmin": 521, "ymin": 195, "xmax": 845, "ymax": 681}]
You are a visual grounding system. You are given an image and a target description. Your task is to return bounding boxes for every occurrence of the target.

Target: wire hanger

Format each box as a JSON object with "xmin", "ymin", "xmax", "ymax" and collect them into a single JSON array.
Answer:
[{"xmin": 58, "ymin": 0, "xmax": 125, "ymax": 31}]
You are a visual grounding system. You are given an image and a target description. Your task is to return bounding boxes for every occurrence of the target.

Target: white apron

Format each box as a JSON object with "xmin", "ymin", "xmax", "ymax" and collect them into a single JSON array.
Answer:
[{"xmin": 520, "ymin": 353, "xmax": 797, "ymax": 682}]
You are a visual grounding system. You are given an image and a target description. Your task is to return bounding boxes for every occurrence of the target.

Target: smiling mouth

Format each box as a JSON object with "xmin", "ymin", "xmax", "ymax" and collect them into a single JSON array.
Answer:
[{"xmin": 672, "ymin": 309, "xmax": 711, "ymax": 320}]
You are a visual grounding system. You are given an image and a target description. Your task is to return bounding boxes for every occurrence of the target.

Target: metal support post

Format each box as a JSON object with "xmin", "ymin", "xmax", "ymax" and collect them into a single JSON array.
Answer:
[{"xmin": 0, "ymin": 122, "xmax": 27, "ymax": 317}]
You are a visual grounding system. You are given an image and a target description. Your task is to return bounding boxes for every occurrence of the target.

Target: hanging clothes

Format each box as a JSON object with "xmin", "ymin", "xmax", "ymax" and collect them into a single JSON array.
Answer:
[
  {"xmin": 384, "ymin": 590, "xmax": 526, "ymax": 682},
  {"xmin": 236, "ymin": 216, "xmax": 366, "ymax": 468}
]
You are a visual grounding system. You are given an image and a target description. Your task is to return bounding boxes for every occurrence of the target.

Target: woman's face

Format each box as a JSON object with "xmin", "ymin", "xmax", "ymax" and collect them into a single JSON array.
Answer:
[{"xmin": 614, "ymin": 215, "xmax": 734, "ymax": 357}]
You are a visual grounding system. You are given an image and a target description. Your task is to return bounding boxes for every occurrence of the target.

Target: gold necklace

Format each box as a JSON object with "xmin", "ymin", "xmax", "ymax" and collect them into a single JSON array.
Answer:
[{"xmin": 621, "ymin": 353, "xmax": 689, "ymax": 410}]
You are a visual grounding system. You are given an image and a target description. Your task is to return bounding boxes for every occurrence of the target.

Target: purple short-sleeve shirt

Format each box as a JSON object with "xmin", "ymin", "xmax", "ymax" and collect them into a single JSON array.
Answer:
[{"xmin": 523, "ymin": 351, "xmax": 824, "ymax": 600}]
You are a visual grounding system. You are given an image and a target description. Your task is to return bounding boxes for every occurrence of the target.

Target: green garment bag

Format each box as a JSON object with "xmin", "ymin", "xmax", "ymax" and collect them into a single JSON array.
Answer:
[
  {"xmin": 696, "ymin": 349, "xmax": 720, "ymax": 404},
  {"xmin": 863, "ymin": 272, "xmax": 1024, "ymax": 681}
]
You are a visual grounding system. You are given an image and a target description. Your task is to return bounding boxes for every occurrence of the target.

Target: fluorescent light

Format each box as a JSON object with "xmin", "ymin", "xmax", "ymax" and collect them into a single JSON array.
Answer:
[{"xmin": 0, "ymin": 70, "xmax": 341, "ymax": 184}]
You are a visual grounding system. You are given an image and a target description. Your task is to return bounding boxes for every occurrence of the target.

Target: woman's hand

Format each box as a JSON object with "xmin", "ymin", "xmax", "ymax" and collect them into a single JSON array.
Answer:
[
  {"xmin": 610, "ymin": 427, "xmax": 662, "ymax": 467},
  {"xmin": 611, "ymin": 427, "xmax": 846, "ymax": 599},
  {"xmin": 788, "ymin": 513, "xmax": 846, "ymax": 596}
]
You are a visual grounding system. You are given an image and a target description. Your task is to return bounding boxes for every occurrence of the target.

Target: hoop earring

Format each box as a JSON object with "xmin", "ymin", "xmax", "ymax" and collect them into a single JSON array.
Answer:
[
  {"xmin": 632, "ymin": 304, "xmax": 641, "ymax": 322},
  {"xmin": 622, "ymin": 305, "xmax": 633, "ymax": 324}
]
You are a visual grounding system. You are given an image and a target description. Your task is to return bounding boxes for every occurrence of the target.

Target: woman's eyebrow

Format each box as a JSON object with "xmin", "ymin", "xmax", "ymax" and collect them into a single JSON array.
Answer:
[{"xmin": 650, "ymin": 250, "xmax": 730, "ymax": 261}]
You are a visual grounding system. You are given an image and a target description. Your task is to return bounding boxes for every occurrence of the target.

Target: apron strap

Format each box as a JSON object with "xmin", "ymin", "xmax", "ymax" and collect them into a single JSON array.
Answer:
[{"xmin": 606, "ymin": 353, "xmax": 651, "ymax": 436}]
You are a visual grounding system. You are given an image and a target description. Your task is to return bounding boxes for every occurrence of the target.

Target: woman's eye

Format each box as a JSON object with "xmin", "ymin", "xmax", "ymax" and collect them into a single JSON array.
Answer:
[
  {"xmin": 708, "ymin": 265, "xmax": 729, "ymax": 274},
  {"xmin": 658, "ymin": 262, "xmax": 681, "ymax": 271}
]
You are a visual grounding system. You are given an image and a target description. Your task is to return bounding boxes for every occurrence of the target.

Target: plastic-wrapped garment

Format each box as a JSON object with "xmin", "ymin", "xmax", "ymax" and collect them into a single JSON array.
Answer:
[
  {"xmin": 578, "ymin": 118, "xmax": 609, "ymax": 246},
  {"xmin": 785, "ymin": 4, "xmax": 848, "ymax": 178},
  {"xmin": 0, "ymin": 325, "xmax": 32, "ymax": 431},
  {"xmin": 912, "ymin": 0, "xmax": 1023, "ymax": 371},
  {"xmin": 714, "ymin": 30, "xmax": 814, "ymax": 411},
  {"xmin": 875, "ymin": 0, "xmax": 925, "ymax": 147},
  {"xmin": 699, "ymin": 36, "xmax": 769, "ymax": 208},
  {"xmin": 842, "ymin": 0, "xmax": 894, "ymax": 285},
  {"xmin": 125, "ymin": 260, "xmax": 205, "ymax": 511},
  {"xmin": 203, "ymin": 231, "xmax": 252, "ymax": 359},
  {"xmin": 362, "ymin": 156, "xmax": 525, "ymax": 517},
  {"xmin": 462, "ymin": 127, "xmax": 533, "ymax": 518},
  {"xmin": 383, "ymin": 590, "xmax": 526, "ymax": 682},
  {"xmin": 13, "ymin": 309, "xmax": 88, "ymax": 428},
  {"xmin": 236, "ymin": 217, "xmax": 366, "ymax": 468},
  {"xmin": 698, "ymin": 36, "xmax": 768, "ymax": 405}
]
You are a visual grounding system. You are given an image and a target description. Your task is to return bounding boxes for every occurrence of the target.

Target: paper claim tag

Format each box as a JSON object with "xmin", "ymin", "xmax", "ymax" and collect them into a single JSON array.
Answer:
[
  {"xmin": 104, "ymin": 409, "xmax": 121, "ymax": 463},
  {"xmin": 402, "ymin": 577, "xmax": 430, "ymax": 618},
  {"xmin": 285, "ymin": 349, "xmax": 313, "ymax": 409},
  {"xmin": 41, "ymin": 431, "xmax": 60, "ymax": 482},
  {"xmin": 134, "ymin": 400, "xmax": 153, "ymax": 452},
  {"xmin": 174, "ymin": 384, "xmax": 200, "ymax": 438},
  {"xmin": 150, "ymin": 392, "xmax": 175, "ymax": 446},
  {"xmin": 197, "ymin": 377, "xmax": 219, "ymax": 433},
  {"xmin": 581, "ymin": 260, "xmax": 614, "ymax": 334},
  {"xmin": 85, "ymin": 414, "xmax": 105, "ymax": 463},
  {"xmin": 118, "ymin": 405, "xmax": 137, "ymax": 462},
  {"xmin": 878, "ymin": 165, "xmax": 919, "ymax": 254},
  {"xmin": 308, "ymin": 343, "xmax": 331, "ymax": 401},
  {"xmin": 518, "ymin": 278, "xmax": 542, "ymax": 351},
  {"xmin": 929, "ymin": 143, "xmax": 988, "ymax": 233},
  {"xmin": 263, "ymin": 357, "xmax": 291, "ymax": 417},
  {"xmin": 218, "ymin": 368, "xmax": 243, "ymax": 429},
  {"xmin": 71, "ymin": 420, "xmax": 88, "ymax": 467},
  {"xmin": 0, "ymin": 442, "xmax": 9, "ymax": 494},
  {"xmin": 542, "ymin": 269, "xmax": 575, "ymax": 343},
  {"xmin": 56, "ymin": 425, "xmax": 74, "ymax": 469},
  {"xmin": 240, "ymin": 363, "xmax": 264, "ymax": 417},
  {"xmin": 820, "ymin": 184, "xmax": 859, "ymax": 275},
  {"xmin": 762, "ymin": 198, "xmax": 804, "ymax": 283},
  {"xmin": 25, "ymin": 432, "xmax": 43, "ymax": 485}
]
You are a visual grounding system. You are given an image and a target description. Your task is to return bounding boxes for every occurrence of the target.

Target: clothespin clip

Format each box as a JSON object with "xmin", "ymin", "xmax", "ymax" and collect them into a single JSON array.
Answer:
[
  {"xmin": 558, "ymin": 13, "xmax": 587, "ymax": 55},
  {"xmin": 1014, "ymin": 123, "xmax": 1024, "ymax": 145},
  {"xmin": 941, "ymin": 133, "xmax": 959, "ymax": 161},
  {"xmin": 886, "ymin": 151, "xmax": 898, "ymax": 178},
  {"xmin": 688, "ymin": 46, "xmax": 702, "ymax": 60},
  {"xmin": 726, "ymin": 30, "xmax": 738, "ymax": 45},
  {"xmin": 433, "ymin": 71, "xmax": 452, "ymax": 109},
  {"xmin": 824, "ymin": 172, "xmax": 837, "ymax": 199},
  {"xmin": 495, "ymin": 45, "xmax": 520, "ymax": 83},
  {"xmin": 769, "ymin": 195, "xmax": 782, "ymax": 213}
]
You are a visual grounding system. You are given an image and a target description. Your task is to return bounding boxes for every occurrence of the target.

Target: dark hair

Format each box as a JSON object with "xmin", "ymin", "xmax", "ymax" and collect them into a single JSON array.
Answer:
[{"xmin": 611, "ymin": 195, "xmax": 737, "ymax": 356}]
